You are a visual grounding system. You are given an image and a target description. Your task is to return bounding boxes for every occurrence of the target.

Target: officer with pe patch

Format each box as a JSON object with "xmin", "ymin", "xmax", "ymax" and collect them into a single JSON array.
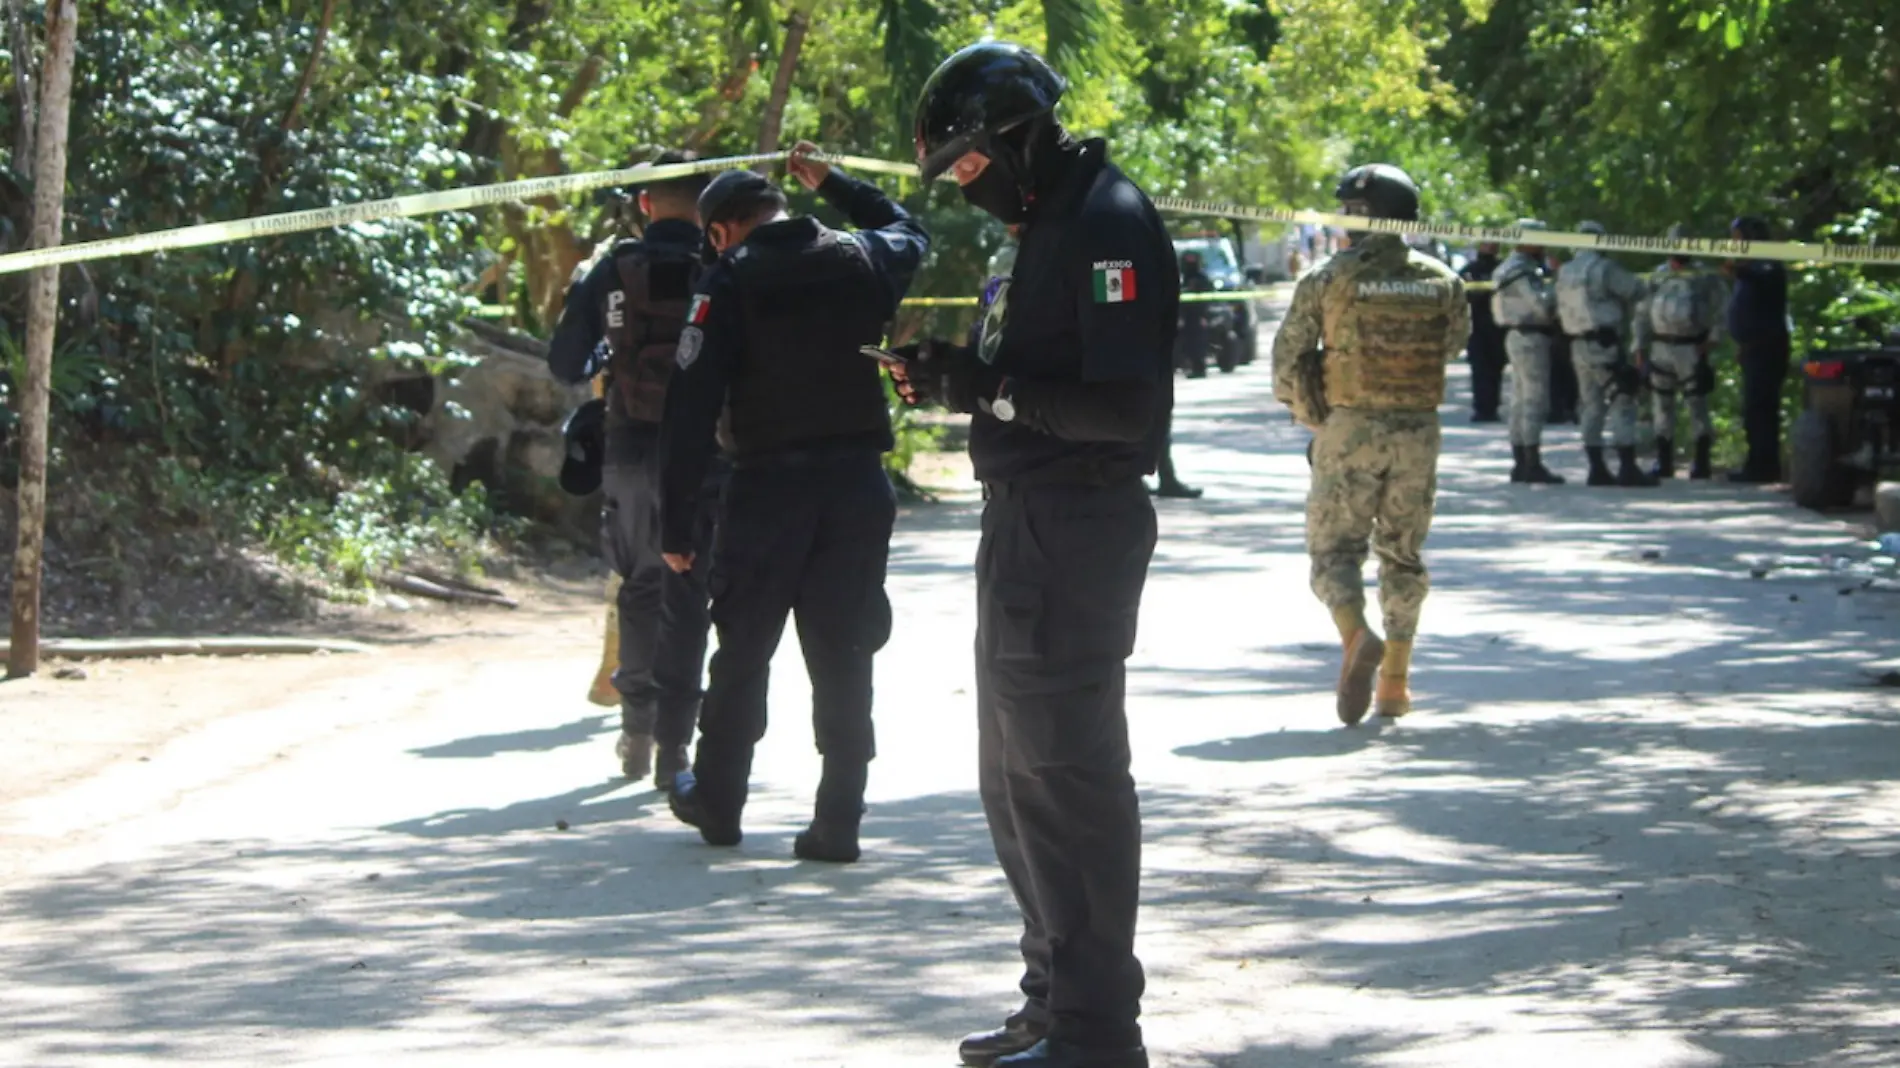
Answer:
[
  {"xmin": 657, "ymin": 144, "xmax": 928, "ymax": 864},
  {"xmin": 547, "ymin": 149, "xmax": 720, "ymax": 792},
  {"xmin": 1272, "ymin": 164, "xmax": 1470, "ymax": 727},
  {"xmin": 900, "ymin": 40, "xmax": 1175, "ymax": 1068}
]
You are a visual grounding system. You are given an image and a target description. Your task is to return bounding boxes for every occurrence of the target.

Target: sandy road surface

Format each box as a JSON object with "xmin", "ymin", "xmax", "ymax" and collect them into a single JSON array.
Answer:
[{"xmin": 3, "ymin": 300, "xmax": 1898, "ymax": 1066}]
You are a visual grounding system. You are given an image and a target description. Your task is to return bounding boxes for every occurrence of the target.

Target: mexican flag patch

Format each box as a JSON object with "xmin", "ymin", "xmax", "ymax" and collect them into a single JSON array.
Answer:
[
  {"xmin": 1093, "ymin": 260, "xmax": 1137, "ymax": 303},
  {"xmin": 687, "ymin": 294, "xmax": 711, "ymax": 324}
]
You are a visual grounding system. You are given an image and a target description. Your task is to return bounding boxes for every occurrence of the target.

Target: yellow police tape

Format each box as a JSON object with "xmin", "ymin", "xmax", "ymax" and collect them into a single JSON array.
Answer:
[
  {"xmin": 826, "ymin": 155, "xmax": 1898, "ymax": 268},
  {"xmin": 0, "ymin": 152, "xmax": 785, "ymax": 278},
  {"xmin": 0, "ymin": 148, "xmax": 1890, "ymax": 279},
  {"xmin": 900, "ymin": 290, "xmax": 1284, "ymax": 308}
]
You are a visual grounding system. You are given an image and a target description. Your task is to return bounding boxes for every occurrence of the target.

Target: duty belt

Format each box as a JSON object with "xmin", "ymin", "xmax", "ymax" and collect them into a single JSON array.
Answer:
[
  {"xmin": 733, "ymin": 439, "xmax": 883, "ymax": 471},
  {"xmin": 1654, "ymin": 332, "xmax": 1710, "ymax": 345},
  {"xmin": 980, "ymin": 452, "xmax": 1149, "ymax": 498},
  {"xmin": 982, "ymin": 474, "xmax": 1145, "ymax": 501},
  {"xmin": 1566, "ymin": 327, "xmax": 1621, "ymax": 346}
]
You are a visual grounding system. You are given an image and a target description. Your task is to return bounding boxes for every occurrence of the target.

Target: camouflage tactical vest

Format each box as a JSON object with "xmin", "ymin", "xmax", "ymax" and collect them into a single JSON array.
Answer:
[
  {"xmin": 1322, "ymin": 249, "xmax": 1460, "ymax": 412},
  {"xmin": 605, "ymin": 236, "xmax": 702, "ymax": 424}
]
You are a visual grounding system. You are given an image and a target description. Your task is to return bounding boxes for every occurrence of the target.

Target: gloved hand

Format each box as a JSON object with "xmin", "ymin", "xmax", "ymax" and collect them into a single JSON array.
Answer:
[
  {"xmin": 1611, "ymin": 361, "xmax": 1643, "ymax": 399},
  {"xmin": 893, "ymin": 339, "xmax": 999, "ymax": 414},
  {"xmin": 1693, "ymin": 354, "xmax": 1716, "ymax": 396}
]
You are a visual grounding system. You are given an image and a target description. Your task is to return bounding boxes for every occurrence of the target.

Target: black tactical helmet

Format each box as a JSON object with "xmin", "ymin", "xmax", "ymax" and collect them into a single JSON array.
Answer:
[
  {"xmin": 1334, "ymin": 164, "xmax": 1421, "ymax": 222},
  {"xmin": 559, "ymin": 397, "xmax": 606, "ymax": 497},
  {"xmin": 913, "ymin": 42, "xmax": 1067, "ymax": 182},
  {"xmin": 1731, "ymin": 215, "xmax": 1771, "ymax": 240}
]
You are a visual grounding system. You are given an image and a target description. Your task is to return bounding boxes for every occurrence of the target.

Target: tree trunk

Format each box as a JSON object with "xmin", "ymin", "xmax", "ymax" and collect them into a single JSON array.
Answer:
[
  {"xmin": 7, "ymin": 0, "xmax": 77, "ymax": 679},
  {"xmin": 756, "ymin": 2, "xmax": 815, "ymax": 159},
  {"xmin": 6, "ymin": 0, "xmax": 35, "ymax": 171},
  {"xmin": 686, "ymin": 56, "xmax": 759, "ymax": 150}
]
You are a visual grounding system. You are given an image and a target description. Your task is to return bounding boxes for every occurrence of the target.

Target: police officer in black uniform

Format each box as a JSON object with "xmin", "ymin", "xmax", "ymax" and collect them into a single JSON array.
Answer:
[
  {"xmin": 1460, "ymin": 241, "xmax": 1506, "ymax": 423},
  {"xmin": 547, "ymin": 150, "xmax": 720, "ymax": 792},
  {"xmin": 658, "ymin": 143, "xmax": 927, "ymax": 864},
  {"xmin": 900, "ymin": 42, "xmax": 1173, "ymax": 1068}
]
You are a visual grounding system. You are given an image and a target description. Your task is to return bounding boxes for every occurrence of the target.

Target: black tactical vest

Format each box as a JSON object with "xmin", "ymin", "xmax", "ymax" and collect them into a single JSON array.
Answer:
[
  {"xmin": 724, "ymin": 223, "xmax": 890, "ymax": 456},
  {"xmin": 604, "ymin": 235, "xmax": 702, "ymax": 424}
]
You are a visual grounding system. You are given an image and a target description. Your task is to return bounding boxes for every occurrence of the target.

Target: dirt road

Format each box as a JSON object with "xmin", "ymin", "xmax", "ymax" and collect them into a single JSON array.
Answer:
[{"xmin": 3, "ymin": 308, "xmax": 1898, "ymax": 1066}]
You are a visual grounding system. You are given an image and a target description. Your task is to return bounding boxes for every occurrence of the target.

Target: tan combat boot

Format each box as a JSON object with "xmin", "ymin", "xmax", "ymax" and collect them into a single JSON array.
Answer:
[
  {"xmin": 1333, "ymin": 606, "xmax": 1385, "ymax": 727},
  {"xmin": 1375, "ymin": 639, "xmax": 1413, "ymax": 719}
]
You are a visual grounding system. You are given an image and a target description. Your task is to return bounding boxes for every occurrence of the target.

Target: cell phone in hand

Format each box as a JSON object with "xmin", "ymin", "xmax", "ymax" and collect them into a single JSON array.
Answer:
[{"xmin": 861, "ymin": 345, "xmax": 911, "ymax": 367}]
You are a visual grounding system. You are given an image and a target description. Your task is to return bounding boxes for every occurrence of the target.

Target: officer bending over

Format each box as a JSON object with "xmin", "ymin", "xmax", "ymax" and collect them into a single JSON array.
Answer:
[
  {"xmin": 658, "ymin": 144, "xmax": 927, "ymax": 864},
  {"xmin": 902, "ymin": 41, "xmax": 1174, "ymax": 1068},
  {"xmin": 547, "ymin": 150, "xmax": 720, "ymax": 791}
]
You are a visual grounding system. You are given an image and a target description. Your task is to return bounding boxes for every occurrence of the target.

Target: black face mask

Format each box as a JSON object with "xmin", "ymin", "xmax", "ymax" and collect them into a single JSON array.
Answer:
[{"xmin": 960, "ymin": 165, "xmax": 1028, "ymax": 224}]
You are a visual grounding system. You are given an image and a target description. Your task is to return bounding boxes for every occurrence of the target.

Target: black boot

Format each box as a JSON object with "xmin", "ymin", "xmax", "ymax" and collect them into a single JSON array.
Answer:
[
  {"xmin": 796, "ymin": 757, "xmax": 866, "ymax": 863},
  {"xmin": 1509, "ymin": 444, "xmax": 1528, "ymax": 483},
  {"xmin": 1522, "ymin": 445, "xmax": 1565, "ymax": 485},
  {"xmin": 1617, "ymin": 446, "xmax": 1660, "ymax": 487},
  {"xmin": 615, "ymin": 729, "xmax": 652, "ymax": 781},
  {"xmin": 1690, "ymin": 435, "xmax": 1713, "ymax": 480},
  {"xmin": 996, "ymin": 1039, "xmax": 1149, "ymax": 1068},
  {"xmin": 1651, "ymin": 437, "xmax": 1675, "ymax": 479},
  {"xmin": 1586, "ymin": 446, "xmax": 1616, "ymax": 486},
  {"xmin": 959, "ymin": 1016, "xmax": 1047, "ymax": 1068},
  {"xmin": 653, "ymin": 742, "xmax": 690, "ymax": 793},
  {"xmin": 668, "ymin": 771, "xmax": 742, "ymax": 847}
]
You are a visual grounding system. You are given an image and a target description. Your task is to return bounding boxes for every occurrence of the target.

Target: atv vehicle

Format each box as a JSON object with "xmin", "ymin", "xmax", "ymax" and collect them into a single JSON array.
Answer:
[{"xmin": 1789, "ymin": 324, "xmax": 1900, "ymax": 510}]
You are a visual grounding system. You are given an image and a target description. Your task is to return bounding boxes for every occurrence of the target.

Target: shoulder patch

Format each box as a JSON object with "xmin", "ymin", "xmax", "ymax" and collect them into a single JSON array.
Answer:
[
  {"xmin": 675, "ymin": 326, "xmax": 704, "ymax": 369},
  {"xmin": 687, "ymin": 294, "xmax": 711, "ymax": 325},
  {"xmin": 1092, "ymin": 260, "xmax": 1137, "ymax": 303}
]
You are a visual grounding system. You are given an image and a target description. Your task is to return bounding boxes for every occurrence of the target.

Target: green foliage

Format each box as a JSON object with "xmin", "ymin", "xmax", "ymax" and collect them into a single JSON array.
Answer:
[{"xmin": 2, "ymin": 0, "xmax": 1894, "ymax": 590}]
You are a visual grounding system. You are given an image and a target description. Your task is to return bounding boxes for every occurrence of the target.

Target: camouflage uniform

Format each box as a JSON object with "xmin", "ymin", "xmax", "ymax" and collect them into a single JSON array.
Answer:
[
  {"xmin": 1490, "ymin": 250, "xmax": 1558, "ymax": 447},
  {"xmin": 1557, "ymin": 249, "xmax": 1646, "ymax": 449},
  {"xmin": 1636, "ymin": 260, "xmax": 1728, "ymax": 443},
  {"xmin": 1273, "ymin": 233, "xmax": 1470, "ymax": 642}
]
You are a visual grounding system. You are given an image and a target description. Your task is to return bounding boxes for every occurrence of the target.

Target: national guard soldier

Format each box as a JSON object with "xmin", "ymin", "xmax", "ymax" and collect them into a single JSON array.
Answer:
[
  {"xmin": 1557, "ymin": 221, "xmax": 1659, "ymax": 487},
  {"xmin": 1460, "ymin": 242, "xmax": 1506, "ymax": 423},
  {"xmin": 657, "ymin": 144, "xmax": 927, "ymax": 864},
  {"xmin": 1490, "ymin": 222, "xmax": 1565, "ymax": 483},
  {"xmin": 1272, "ymin": 164, "xmax": 1469, "ymax": 727},
  {"xmin": 1636, "ymin": 228, "xmax": 1727, "ymax": 479},
  {"xmin": 547, "ymin": 150, "xmax": 719, "ymax": 792},
  {"xmin": 905, "ymin": 41, "xmax": 1174, "ymax": 1068}
]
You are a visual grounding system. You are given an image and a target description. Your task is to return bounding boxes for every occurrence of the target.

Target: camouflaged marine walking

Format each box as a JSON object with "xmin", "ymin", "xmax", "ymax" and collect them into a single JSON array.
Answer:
[
  {"xmin": 1489, "ymin": 221, "xmax": 1565, "ymax": 484},
  {"xmin": 1557, "ymin": 222, "xmax": 1658, "ymax": 487},
  {"xmin": 1273, "ymin": 164, "xmax": 1470, "ymax": 727},
  {"xmin": 1635, "ymin": 231, "xmax": 1729, "ymax": 479}
]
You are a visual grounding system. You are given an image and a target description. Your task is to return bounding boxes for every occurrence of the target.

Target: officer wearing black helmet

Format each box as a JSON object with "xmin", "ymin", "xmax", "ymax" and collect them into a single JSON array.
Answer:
[
  {"xmin": 547, "ymin": 149, "xmax": 719, "ymax": 792},
  {"xmin": 658, "ymin": 143, "xmax": 927, "ymax": 864},
  {"xmin": 899, "ymin": 41, "xmax": 1176, "ymax": 1068}
]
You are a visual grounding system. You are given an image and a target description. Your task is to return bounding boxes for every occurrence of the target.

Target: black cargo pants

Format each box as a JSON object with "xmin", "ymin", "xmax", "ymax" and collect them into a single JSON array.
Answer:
[
  {"xmin": 976, "ymin": 477, "xmax": 1156, "ymax": 1050},
  {"xmin": 602, "ymin": 419, "xmax": 726, "ymax": 750},
  {"xmin": 690, "ymin": 447, "xmax": 896, "ymax": 827},
  {"xmin": 1739, "ymin": 335, "xmax": 1792, "ymax": 480},
  {"xmin": 1468, "ymin": 322, "xmax": 1506, "ymax": 420}
]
